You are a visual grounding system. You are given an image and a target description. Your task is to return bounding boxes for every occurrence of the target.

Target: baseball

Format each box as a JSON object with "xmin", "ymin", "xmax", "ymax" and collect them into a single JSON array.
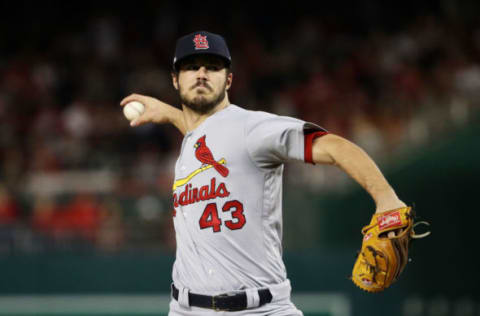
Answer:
[{"xmin": 123, "ymin": 101, "xmax": 145, "ymax": 121}]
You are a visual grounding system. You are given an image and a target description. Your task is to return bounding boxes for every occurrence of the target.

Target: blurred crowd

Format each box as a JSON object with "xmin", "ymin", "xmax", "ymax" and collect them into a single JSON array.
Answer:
[{"xmin": 1, "ymin": 2, "xmax": 479, "ymax": 253}]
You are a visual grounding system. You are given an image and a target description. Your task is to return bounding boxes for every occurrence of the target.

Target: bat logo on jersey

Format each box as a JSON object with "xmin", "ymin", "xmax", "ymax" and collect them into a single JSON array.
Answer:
[
  {"xmin": 193, "ymin": 34, "xmax": 209, "ymax": 50},
  {"xmin": 194, "ymin": 135, "xmax": 229, "ymax": 177}
]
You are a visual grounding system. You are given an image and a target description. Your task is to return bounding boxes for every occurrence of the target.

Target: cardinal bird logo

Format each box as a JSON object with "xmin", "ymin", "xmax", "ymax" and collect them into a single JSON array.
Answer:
[{"xmin": 194, "ymin": 135, "xmax": 229, "ymax": 177}]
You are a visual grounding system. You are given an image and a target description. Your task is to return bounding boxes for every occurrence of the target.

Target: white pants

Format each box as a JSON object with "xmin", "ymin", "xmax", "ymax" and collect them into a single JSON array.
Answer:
[{"xmin": 168, "ymin": 280, "xmax": 303, "ymax": 316}]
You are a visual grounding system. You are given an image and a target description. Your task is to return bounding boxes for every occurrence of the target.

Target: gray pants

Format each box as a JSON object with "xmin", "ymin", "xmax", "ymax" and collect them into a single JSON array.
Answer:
[{"xmin": 168, "ymin": 297, "xmax": 303, "ymax": 316}]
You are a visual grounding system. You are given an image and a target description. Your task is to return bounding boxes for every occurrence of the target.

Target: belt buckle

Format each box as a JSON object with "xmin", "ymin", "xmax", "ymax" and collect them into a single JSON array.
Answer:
[{"xmin": 212, "ymin": 294, "xmax": 228, "ymax": 311}]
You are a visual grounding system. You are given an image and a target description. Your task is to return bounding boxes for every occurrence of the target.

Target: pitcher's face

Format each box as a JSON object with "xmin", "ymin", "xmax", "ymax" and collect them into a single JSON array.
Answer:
[{"xmin": 173, "ymin": 55, "xmax": 232, "ymax": 114}]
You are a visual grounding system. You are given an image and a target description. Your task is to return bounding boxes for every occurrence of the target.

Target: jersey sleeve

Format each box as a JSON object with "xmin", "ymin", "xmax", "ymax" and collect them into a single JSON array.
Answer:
[{"xmin": 245, "ymin": 111, "xmax": 328, "ymax": 168}]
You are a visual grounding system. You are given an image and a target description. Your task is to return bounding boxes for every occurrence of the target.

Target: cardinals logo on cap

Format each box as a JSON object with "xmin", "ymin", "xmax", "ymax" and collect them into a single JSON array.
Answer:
[{"xmin": 193, "ymin": 34, "xmax": 209, "ymax": 50}]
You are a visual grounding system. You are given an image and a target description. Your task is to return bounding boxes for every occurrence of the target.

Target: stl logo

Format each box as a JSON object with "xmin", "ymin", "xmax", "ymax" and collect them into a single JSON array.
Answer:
[{"xmin": 193, "ymin": 34, "xmax": 209, "ymax": 50}]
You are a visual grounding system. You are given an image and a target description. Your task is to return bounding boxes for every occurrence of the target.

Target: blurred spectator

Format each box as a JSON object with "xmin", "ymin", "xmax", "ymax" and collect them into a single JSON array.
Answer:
[
  {"xmin": 30, "ymin": 194, "xmax": 60, "ymax": 247},
  {"xmin": 0, "ymin": 183, "xmax": 20, "ymax": 253},
  {"xmin": 0, "ymin": 184, "xmax": 19, "ymax": 225},
  {"xmin": 96, "ymin": 196, "xmax": 125, "ymax": 252},
  {"xmin": 31, "ymin": 193, "xmax": 102, "ymax": 246}
]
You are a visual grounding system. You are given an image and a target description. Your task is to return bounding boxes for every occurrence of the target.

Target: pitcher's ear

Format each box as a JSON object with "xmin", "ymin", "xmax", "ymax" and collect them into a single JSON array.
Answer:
[
  {"xmin": 226, "ymin": 72, "xmax": 233, "ymax": 90},
  {"xmin": 172, "ymin": 72, "xmax": 179, "ymax": 90}
]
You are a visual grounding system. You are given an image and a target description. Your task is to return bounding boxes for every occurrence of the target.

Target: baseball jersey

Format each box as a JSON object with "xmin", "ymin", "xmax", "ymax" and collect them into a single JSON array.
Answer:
[{"xmin": 171, "ymin": 104, "xmax": 327, "ymax": 294}]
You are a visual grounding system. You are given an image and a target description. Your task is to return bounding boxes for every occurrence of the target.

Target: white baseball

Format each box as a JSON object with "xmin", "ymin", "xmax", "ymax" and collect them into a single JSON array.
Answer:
[{"xmin": 123, "ymin": 101, "xmax": 145, "ymax": 121}]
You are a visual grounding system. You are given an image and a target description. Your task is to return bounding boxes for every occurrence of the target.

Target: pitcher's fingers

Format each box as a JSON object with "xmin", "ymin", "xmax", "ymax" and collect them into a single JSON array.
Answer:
[
  {"xmin": 120, "ymin": 95, "xmax": 135, "ymax": 106},
  {"xmin": 120, "ymin": 93, "xmax": 143, "ymax": 106},
  {"xmin": 388, "ymin": 228, "xmax": 402, "ymax": 238},
  {"xmin": 130, "ymin": 118, "xmax": 140, "ymax": 127},
  {"xmin": 130, "ymin": 115, "xmax": 147, "ymax": 127}
]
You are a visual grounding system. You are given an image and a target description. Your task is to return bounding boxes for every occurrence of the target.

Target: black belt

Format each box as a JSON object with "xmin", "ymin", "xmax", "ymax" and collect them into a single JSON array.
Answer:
[{"xmin": 171, "ymin": 284, "xmax": 273, "ymax": 311}]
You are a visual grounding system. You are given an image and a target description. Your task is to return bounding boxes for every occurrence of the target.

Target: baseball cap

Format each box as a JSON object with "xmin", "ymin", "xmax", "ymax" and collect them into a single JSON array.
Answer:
[{"xmin": 173, "ymin": 31, "xmax": 231, "ymax": 71}]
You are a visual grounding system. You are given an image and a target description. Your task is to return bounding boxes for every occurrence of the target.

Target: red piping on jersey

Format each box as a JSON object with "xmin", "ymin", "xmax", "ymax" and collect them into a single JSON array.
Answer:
[{"xmin": 304, "ymin": 131, "xmax": 328, "ymax": 164}]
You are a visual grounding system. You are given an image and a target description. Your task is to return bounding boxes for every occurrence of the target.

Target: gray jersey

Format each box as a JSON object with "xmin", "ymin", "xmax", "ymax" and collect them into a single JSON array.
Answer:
[{"xmin": 171, "ymin": 104, "xmax": 326, "ymax": 294}]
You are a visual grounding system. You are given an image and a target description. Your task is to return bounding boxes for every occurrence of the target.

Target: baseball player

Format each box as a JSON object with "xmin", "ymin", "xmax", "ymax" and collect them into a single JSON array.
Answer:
[{"xmin": 121, "ymin": 31, "xmax": 408, "ymax": 315}]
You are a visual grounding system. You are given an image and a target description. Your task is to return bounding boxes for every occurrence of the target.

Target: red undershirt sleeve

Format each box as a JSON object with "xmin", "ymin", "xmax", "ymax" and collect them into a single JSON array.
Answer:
[{"xmin": 304, "ymin": 131, "xmax": 328, "ymax": 164}]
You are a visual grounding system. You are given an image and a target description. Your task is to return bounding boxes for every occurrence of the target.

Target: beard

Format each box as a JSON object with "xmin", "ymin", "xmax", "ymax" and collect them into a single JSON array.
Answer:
[{"xmin": 179, "ymin": 80, "xmax": 227, "ymax": 115}]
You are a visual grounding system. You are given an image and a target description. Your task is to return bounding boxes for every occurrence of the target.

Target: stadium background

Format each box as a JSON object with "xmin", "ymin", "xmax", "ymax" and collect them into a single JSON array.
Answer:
[{"xmin": 0, "ymin": 1, "xmax": 479, "ymax": 315}]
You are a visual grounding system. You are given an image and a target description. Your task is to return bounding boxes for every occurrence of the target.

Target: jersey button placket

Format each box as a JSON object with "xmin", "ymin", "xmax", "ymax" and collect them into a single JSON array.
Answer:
[
  {"xmin": 180, "ymin": 133, "xmax": 194, "ymax": 169},
  {"xmin": 177, "ymin": 134, "xmax": 192, "ymax": 221}
]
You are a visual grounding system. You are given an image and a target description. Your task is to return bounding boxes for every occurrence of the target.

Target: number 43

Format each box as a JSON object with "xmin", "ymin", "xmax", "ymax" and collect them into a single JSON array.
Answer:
[{"xmin": 199, "ymin": 200, "xmax": 246, "ymax": 232}]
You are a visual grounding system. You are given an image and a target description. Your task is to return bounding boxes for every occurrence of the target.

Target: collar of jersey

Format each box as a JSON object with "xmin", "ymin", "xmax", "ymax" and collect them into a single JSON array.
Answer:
[{"xmin": 184, "ymin": 104, "xmax": 236, "ymax": 137}]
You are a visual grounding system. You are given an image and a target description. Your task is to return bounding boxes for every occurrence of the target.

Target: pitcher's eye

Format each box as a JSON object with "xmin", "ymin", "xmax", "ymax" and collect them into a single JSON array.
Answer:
[
  {"xmin": 184, "ymin": 64, "xmax": 200, "ymax": 71},
  {"xmin": 206, "ymin": 65, "xmax": 222, "ymax": 71}
]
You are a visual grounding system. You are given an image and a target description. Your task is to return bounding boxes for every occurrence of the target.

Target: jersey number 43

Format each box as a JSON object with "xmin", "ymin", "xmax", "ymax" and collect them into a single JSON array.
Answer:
[{"xmin": 199, "ymin": 200, "xmax": 246, "ymax": 232}]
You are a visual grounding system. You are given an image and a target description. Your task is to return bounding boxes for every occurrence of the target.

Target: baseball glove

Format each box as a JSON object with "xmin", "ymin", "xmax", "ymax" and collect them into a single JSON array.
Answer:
[{"xmin": 351, "ymin": 206, "xmax": 430, "ymax": 293}]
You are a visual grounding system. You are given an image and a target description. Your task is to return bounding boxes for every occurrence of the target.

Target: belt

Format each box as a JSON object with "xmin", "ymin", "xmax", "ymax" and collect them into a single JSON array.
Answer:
[{"xmin": 171, "ymin": 284, "xmax": 273, "ymax": 311}]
